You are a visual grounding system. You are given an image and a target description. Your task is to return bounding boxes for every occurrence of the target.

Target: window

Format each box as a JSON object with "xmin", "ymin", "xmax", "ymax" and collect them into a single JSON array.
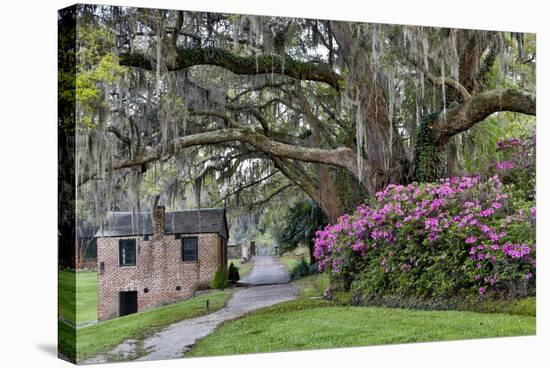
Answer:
[
  {"xmin": 182, "ymin": 237, "xmax": 198, "ymax": 262},
  {"xmin": 119, "ymin": 239, "xmax": 136, "ymax": 266},
  {"xmin": 99, "ymin": 262, "xmax": 105, "ymax": 275}
]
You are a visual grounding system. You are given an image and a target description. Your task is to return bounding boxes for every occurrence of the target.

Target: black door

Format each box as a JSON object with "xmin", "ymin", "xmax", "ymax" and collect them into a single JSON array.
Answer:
[{"xmin": 119, "ymin": 291, "xmax": 138, "ymax": 317}]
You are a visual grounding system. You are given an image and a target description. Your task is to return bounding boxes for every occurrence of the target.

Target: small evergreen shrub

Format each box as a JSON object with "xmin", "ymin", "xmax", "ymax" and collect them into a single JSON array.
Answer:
[
  {"xmin": 211, "ymin": 268, "xmax": 229, "ymax": 289},
  {"xmin": 227, "ymin": 262, "xmax": 240, "ymax": 283},
  {"xmin": 290, "ymin": 258, "xmax": 317, "ymax": 280}
]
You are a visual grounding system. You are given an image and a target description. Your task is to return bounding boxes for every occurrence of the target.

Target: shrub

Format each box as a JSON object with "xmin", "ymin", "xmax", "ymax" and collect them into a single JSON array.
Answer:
[
  {"xmin": 211, "ymin": 268, "xmax": 230, "ymax": 289},
  {"xmin": 314, "ymin": 175, "xmax": 535, "ymax": 300},
  {"xmin": 227, "ymin": 262, "xmax": 240, "ymax": 283},
  {"xmin": 290, "ymin": 258, "xmax": 315, "ymax": 280},
  {"xmin": 493, "ymin": 136, "xmax": 535, "ymax": 202}
]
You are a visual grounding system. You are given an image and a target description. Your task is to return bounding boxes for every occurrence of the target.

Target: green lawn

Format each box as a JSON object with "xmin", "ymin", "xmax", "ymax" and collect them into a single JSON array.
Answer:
[
  {"xmin": 278, "ymin": 255, "xmax": 310, "ymax": 273},
  {"xmin": 187, "ymin": 298, "xmax": 535, "ymax": 357},
  {"xmin": 293, "ymin": 273, "xmax": 330, "ymax": 298},
  {"xmin": 60, "ymin": 289, "xmax": 233, "ymax": 362},
  {"xmin": 58, "ymin": 270, "xmax": 98, "ymax": 325},
  {"xmin": 228, "ymin": 258, "xmax": 253, "ymax": 279}
]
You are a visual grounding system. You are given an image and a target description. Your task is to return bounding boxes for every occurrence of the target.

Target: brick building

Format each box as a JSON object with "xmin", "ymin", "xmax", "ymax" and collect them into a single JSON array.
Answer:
[{"xmin": 94, "ymin": 206, "xmax": 228, "ymax": 321}]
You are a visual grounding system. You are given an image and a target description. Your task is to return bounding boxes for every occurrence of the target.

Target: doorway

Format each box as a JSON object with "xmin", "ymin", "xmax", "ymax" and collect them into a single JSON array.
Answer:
[{"xmin": 119, "ymin": 291, "xmax": 138, "ymax": 317}]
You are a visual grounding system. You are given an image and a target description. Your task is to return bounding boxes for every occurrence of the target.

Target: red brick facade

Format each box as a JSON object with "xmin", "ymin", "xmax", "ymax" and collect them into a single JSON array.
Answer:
[{"xmin": 96, "ymin": 208, "xmax": 227, "ymax": 321}]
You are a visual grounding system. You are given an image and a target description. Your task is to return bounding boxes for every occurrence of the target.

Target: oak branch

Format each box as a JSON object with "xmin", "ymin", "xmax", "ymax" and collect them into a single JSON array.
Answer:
[
  {"xmin": 434, "ymin": 88, "xmax": 536, "ymax": 145},
  {"xmin": 119, "ymin": 47, "xmax": 344, "ymax": 90},
  {"xmin": 108, "ymin": 128, "xmax": 378, "ymax": 180}
]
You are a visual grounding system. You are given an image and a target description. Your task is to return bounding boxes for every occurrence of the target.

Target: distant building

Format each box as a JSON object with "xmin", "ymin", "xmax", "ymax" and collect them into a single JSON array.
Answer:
[
  {"xmin": 94, "ymin": 206, "xmax": 228, "ymax": 321},
  {"xmin": 227, "ymin": 243, "xmax": 243, "ymax": 259}
]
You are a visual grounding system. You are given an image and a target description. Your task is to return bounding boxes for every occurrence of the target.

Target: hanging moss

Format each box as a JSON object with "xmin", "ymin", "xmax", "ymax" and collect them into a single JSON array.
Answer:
[
  {"xmin": 119, "ymin": 47, "xmax": 342, "ymax": 90},
  {"xmin": 415, "ymin": 112, "xmax": 444, "ymax": 183}
]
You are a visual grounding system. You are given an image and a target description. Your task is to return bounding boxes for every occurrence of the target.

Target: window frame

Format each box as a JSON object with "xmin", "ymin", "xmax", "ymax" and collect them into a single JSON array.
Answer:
[
  {"xmin": 181, "ymin": 236, "xmax": 199, "ymax": 262},
  {"xmin": 118, "ymin": 238, "xmax": 137, "ymax": 267}
]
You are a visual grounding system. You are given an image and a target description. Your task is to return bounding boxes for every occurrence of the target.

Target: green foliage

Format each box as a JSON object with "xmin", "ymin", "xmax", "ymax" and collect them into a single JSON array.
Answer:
[
  {"xmin": 58, "ymin": 7, "xmax": 77, "ymax": 132},
  {"xmin": 415, "ymin": 111, "xmax": 444, "ymax": 182},
  {"xmin": 211, "ymin": 268, "xmax": 230, "ymax": 289},
  {"xmin": 279, "ymin": 199, "xmax": 327, "ymax": 256},
  {"xmin": 75, "ymin": 21, "xmax": 126, "ymax": 127},
  {"xmin": 316, "ymin": 175, "xmax": 535, "ymax": 301},
  {"xmin": 495, "ymin": 137, "xmax": 536, "ymax": 202},
  {"xmin": 227, "ymin": 262, "xmax": 240, "ymax": 283},
  {"xmin": 289, "ymin": 258, "xmax": 316, "ymax": 280},
  {"xmin": 76, "ymin": 54, "xmax": 125, "ymax": 107},
  {"xmin": 460, "ymin": 114, "xmax": 535, "ymax": 176},
  {"xmin": 461, "ymin": 296, "xmax": 535, "ymax": 317},
  {"xmin": 228, "ymin": 258, "xmax": 253, "ymax": 278}
]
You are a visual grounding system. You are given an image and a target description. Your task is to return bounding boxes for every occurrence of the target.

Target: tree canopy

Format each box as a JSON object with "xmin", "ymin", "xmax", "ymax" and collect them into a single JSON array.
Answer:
[{"xmin": 70, "ymin": 5, "xmax": 536, "ymax": 244}]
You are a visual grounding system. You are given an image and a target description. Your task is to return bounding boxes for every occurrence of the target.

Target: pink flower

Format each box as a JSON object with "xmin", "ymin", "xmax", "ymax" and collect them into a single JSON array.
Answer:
[
  {"xmin": 424, "ymin": 217, "xmax": 439, "ymax": 230},
  {"xmin": 480, "ymin": 224, "xmax": 490, "ymax": 233},
  {"xmin": 496, "ymin": 160, "xmax": 514, "ymax": 171}
]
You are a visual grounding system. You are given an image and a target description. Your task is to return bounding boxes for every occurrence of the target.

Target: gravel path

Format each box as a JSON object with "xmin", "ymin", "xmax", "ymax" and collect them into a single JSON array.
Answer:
[
  {"xmin": 240, "ymin": 255, "xmax": 291, "ymax": 285},
  {"xmin": 83, "ymin": 256, "xmax": 296, "ymax": 364}
]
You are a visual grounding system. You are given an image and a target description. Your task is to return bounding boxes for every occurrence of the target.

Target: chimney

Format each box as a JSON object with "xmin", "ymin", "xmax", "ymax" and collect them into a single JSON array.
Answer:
[{"xmin": 153, "ymin": 206, "xmax": 165, "ymax": 236}]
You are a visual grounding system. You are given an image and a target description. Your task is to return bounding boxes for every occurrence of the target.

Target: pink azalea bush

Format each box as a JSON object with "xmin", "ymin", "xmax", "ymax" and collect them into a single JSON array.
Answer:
[
  {"xmin": 314, "ymin": 175, "xmax": 535, "ymax": 299},
  {"xmin": 494, "ymin": 136, "xmax": 535, "ymax": 202}
]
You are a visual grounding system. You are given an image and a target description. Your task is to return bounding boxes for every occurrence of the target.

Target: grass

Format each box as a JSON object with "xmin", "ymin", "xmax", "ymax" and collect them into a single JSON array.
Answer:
[
  {"xmin": 463, "ymin": 296, "xmax": 535, "ymax": 317},
  {"xmin": 187, "ymin": 297, "xmax": 535, "ymax": 357},
  {"xmin": 59, "ymin": 289, "xmax": 233, "ymax": 362},
  {"xmin": 58, "ymin": 270, "xmax": 98, "ymax": 325},
  {"xmin": 294, "ymin": 274, "xmax": 535, "ymax": 316},
  {"xmin": 293, "ymin": 273, "xmax": 329, "ymax": 298},
  {"xmin": 228, "ymin": 258, "xmax": 253, "ymax": 279},
  {"xmin": 279, "ymin": 255, "xmax": 310, "ymax": 273}
]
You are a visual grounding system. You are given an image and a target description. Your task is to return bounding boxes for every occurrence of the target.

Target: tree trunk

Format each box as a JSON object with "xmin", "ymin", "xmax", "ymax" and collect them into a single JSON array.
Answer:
[
  {"xmin": 317, "ymin": 165, "xmax": 342, "ymax": 222},
  {"xmin": 446, "ymin": 139, "xmax": 458, "ymax": 177}
]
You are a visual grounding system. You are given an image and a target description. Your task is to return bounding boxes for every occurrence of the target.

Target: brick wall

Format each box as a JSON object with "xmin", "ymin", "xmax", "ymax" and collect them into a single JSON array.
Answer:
[{"xmin": 97, "ymin": 232, "xmax": 224, "ymax": 321}]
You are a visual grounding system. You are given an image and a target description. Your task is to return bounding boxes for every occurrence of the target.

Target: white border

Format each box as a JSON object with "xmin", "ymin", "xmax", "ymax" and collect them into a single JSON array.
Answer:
[{"xmin": 0, "ymin": 1, "xmax": 546, "ymax": 367}]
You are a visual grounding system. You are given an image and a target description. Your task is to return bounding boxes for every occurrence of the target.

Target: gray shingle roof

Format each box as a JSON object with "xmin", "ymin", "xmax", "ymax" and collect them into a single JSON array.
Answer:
[{"xmin": 94, "ymin": 208, "xmax": 228, "ymax": 239}]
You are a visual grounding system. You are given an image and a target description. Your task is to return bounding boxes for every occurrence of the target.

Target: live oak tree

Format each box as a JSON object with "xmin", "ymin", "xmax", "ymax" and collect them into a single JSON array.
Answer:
[{"xmin": 74, "ymin": 6, "xmax": 536, "ymax": 223}]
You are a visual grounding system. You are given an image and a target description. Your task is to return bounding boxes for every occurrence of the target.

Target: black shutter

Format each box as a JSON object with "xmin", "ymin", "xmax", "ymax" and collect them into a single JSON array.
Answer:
[{"xmin": 182, "ymin": 237, "xmax": 198, "ymax": 262}]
